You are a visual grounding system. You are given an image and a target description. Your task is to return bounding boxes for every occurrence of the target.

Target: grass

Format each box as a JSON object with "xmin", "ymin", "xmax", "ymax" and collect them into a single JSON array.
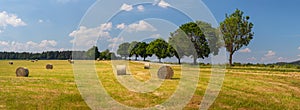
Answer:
[{"xmin": 0, "ymin": 60, "xmax": 299, "ymax": 109}]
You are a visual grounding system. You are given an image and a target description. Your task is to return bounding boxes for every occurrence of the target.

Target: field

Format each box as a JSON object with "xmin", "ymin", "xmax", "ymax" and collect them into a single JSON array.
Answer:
[{"xmin": 0, "ymin": 60, "xmax": 299, "ymax": 110}]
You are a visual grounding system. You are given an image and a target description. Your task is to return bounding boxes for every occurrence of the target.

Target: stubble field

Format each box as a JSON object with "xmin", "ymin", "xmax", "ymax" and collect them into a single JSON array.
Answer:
[{"xmin": 0, "ymin": 60, "xmax": 299, "ymax": 110}]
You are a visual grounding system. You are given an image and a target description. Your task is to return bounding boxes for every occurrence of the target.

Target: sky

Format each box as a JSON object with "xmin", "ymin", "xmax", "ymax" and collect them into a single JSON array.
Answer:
[{"xmin": 0, "ymin": 0, "xmax": 299, "ymax": 64}]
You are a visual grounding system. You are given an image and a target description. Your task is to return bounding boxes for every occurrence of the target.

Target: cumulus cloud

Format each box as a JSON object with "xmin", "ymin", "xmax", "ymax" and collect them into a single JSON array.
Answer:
[
  {"xmin": 108, "ymin": 37, "xmax": 124, "ymax": 48},
  {"xmin": 150, "ymin": 34, "xmax": 161, "ymax": 38},
  {"xmin": 277, "ymin": 57, "xmax": 287, "ymax": 61},
  {"xmin": 155, "ymin": 0, "xmax": 171, "ymax": 8},
  {"xmin": 0, "ymin": 11, "xmax": 26, "ymax": 28},
  {"xmin": 69, "ymin": 22, "xmax": 112, "ymax": 48},
  {"xmin": 120, "ymin": 3, "xmax": 133, "ymax": 11},
  {"xmin": 298, "ymin": 46, "xmax": 300, "ymax": 50},
  {"xmin": 137, "ymin": 5, "xmax": 145, "ymax": 12},
  {"xmin": 38, "ymin": 19, "xmax": 44, "ymax": 23},
  {"xmin": 116, "ymin": 23, "xmax": 126, "ymax": 30},
  {"xmin": 126, "ymin": 20, "xmax": 157, "ymax": 32},
  {"xmin": 239, "ymin": 48, "xmax": 251, "ymax": 53},
  {"xmin": 247, "ymin": 57, "xmax": 256, "ymax": 61},
  {"xmin": 264, "ymin": 50, "xmax": 276, "ymax": 57},
  {"xmin": 0, "ymin": 40, "xmax": 57, "ymax": 52}
]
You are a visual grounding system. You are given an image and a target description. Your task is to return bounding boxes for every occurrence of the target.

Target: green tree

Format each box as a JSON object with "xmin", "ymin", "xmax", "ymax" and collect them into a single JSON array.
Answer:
[
  {"xmin": 117, "ymin": 42, "xmax": 130, "ymax": 60},
  {"xmin": 147, "ymin": 39, "xmax": 169, "ymax": 63},
  {"xmin": 86, "ymin": 46, "xmax": 100, "ymax": 60},
  {"xmin": 220, "ymin": 9, "xmax": 254, "ymax": 66},
  {"xmin": 167, "ymin": 44, "xmax": 181, "ymax": 64},
  {"xmin": 100, "ymin": 49, "xmax": 110, "ymax": 60},
  {"xmin": 136, "ymin": 42, "xmax": 152, "ymax": 61},
  {"xmin": 128, "ymin": 41, "xmax": 139, "ymax": 60},
  {"xmin": 179, "ymin": 22, "xmax": 210, "ymax": 64}
]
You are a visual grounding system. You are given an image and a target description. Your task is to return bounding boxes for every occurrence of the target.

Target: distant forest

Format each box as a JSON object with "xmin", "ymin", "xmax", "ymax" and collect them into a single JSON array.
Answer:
[{"xmin": 0, "ymin": 51, "xmax": 78, "ymax": 60}]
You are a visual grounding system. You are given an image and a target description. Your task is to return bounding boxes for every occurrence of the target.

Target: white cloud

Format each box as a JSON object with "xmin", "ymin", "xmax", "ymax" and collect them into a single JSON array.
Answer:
[
  {"xmin": 69, "ymin": 22, "xmax": 112, "ymax": 48},
  {"xmin": 126, "ymin": 20, "xmax": 157, "ymax": 32},
  {"xmin": 239, "ymin": 48, "xmax": 251, "ymax": 53},
  {"xmin": 150, "ymin": 34, "xmax": 161, "ymax": 38},
  {"xmin": 0, "ymin": 41, "xmax": 9, "ymax": 46},
  {"xmin": 38, "ymin": 19, "xmax": 44, "ymax": 23},
  {"xmin": 264, "ymin": 50, "xmax": 276, "ymax": 57},
  {"xmin": 137, "ymin": 5, "xmax": 145, "ymax": 12},
  {"xmin": 116, "ymin": 23, "xmax": 126, "ymax": 30},
  {"xmin": 0, "ymin": 40, "xmax": 57, "ymax": 52},
  {"xmin": 247, "ymin": 57, "xmax": 256, "ymax": 61},
  {"xmin": 277, "ymin": 57, "xmax": 287, "ymax": 61},
  {"xmin": 298, "ymin": 46, "xmax": 300, "ymax": 50},
  {"xmin": 120, "ymin": 3, "xmax": 133, "ymax": 11},
  {"xmin": 0, "ymin": 11, "xmax": 26, "ymax": 28},
  {"xmin": 108, "ymin": 37, "xmax": 124, "ymax": 48},
  {"xmin": 157, "ymin": 0, "xmax": 171, "ymax": 8},
  {"xmin": 0, "ymin": 30, "xmax": 3, "ymax": 33}
]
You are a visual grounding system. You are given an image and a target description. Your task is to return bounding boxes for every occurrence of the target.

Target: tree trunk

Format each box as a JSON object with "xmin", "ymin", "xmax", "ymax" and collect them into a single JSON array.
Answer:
[
  {"xmin": 229, "ymin": 52, "xmax": 233, "ymax": 66},
  {"xmin": 135, "ymin": 55, "xmax": 138, "ymax": 61},
  {"xmin": 193, "ymin": 55, "xmax": 197, "ymax": 65},
  {"xmin": 178, "ymin": 58, "xmax": 181, "ymax": 64},
  {"xmin": 159, "ymin": 58, "xmax": 161, "ymax": 63},
  {"xmin": 143, "ymin": 57, "xmax": 146, "ymax": 61}
]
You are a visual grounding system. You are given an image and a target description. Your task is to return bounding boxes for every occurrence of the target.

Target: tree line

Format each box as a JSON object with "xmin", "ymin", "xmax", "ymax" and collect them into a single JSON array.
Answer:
[
  {"xmin": 0, "ymin": 9, "xmax": 254, "ymax": 66},
  {"xmin": 116, "ymin": 9, "xmax": 254, "ymax": 66}
]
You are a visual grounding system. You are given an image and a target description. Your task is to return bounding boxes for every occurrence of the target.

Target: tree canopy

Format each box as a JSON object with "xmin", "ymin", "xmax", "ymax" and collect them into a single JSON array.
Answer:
[{"xmin": 220, "ymin": 9, "xmax": 254, "ymax": 66}]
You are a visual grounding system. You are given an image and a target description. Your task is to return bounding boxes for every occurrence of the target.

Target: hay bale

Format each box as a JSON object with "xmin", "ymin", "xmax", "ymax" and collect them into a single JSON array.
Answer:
[
  {"xmin": 69, "ymin": 60, "xmax": 74, "ymax": 64},
  {"xmin": 157, "ymin": 66, "xmax": 174, "ymax": 79},
  {"xmin": 116, "ymin": 65, "xmax": 126, "ymax": 75},
  {"xmin": 144, "ymin": 63, "xmax": 150, "ymax": 69},
  {"xmin": 68, "ymin": 59, "xmax": 74, "ymax": 64},
  {"xmin": 97, "ymin": 58, "xmax": 100, "ymax": 61},
  {"xmin": 16, "ymin": 67, "xmax": 29, "ymax": 77},
  {"xmin": 35, "ymin": 59, "xmax": 38, "ymax": 62},
  {"xmin": 9, "ymin": 61, "xmax": 13, "ymax": 65},
  {"xmin": 46, "ymin": 64, "xmax": 53, "ymax": 69},
  {"xmin": 31, "ymin": 60, "xmax": 35, "ymax": 62}
]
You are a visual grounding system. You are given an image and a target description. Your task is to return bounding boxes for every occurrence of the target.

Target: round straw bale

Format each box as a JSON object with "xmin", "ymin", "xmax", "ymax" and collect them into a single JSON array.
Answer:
[
  {"xmin": 157, "ymin": 66, "xmax": 174, "ymax": 79},
  {"xmin": 97, "ymin": 58, "xmax": 100, "ymax": 61},
  {"xmin": 46, "ymin": 64, "xmax": 53, "ymax": 69},
  {"xmin": 69, "ymin": 60, "xmax": 74, "ymax": 64},
  {"xmin": 116, "ymin": 65, "xmax": 126, "ymax": 75},
  {"xmin": 9, "ymin": 61, "xmax": 13, "ymax": 65},
  {"xmin": 31, "ymin": 60, "xmax": 35, "ymax": 62},
  {"xmin": 144, "ymin": 63, "xmax": 150, "ymax": 69},
  {"xmin": 16, "ymin": 67, "xmax": 29, "ymax": 77}
]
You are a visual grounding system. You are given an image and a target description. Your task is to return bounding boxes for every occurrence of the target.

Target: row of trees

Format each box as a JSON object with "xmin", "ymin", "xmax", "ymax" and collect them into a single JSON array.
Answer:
[
  {"xmin": 0, "ymin": 51, "xmax": 74, "ymax": 60},
  {"xmin": 116, "ymin": 9, "xmax": 254, "ymax": 66},
  {"xmin": 0, "ymin": 48, "xmax": 116, "ymax": 60},
  {"xmin": 0, "ymin": 9, "xmax": 253, "ymax": 66}
]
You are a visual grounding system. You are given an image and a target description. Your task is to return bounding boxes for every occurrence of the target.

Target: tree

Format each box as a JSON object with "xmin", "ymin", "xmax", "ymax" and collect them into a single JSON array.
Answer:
[
  {"xmin": 128, "ymin": 41, "xmax": 139, "ymax": 60},
  {"xmin": 136, "ymin": 42, "xmax": 152, "ymax": 61},
  {"xmin": 147, "ymin": 38, "xmax": 169, "ymax": 63},
  {"xmin": 117, "ymin": 42, "xmax": 130, "ymax": 60},
  {"xmin": 179, "ymin": 22, "xmax": 210, "ymax": 64},
  {"xmin": 195, "ymin": 21, "xmax": 222, "ymax": 55},
  {"xmin": 167, "ymin": 44, "xmax": 181, "ymax": 64},
  {"xmin": 100, "ymin": 49, "xmax": 110, "ymax": 60},
  {"xmin": 220, "ymin": 9, "xmax": 254, "ymax": 66},
  {"xmin": 86, "ymin": 46, "xmax": 100, "ymax": 60}
]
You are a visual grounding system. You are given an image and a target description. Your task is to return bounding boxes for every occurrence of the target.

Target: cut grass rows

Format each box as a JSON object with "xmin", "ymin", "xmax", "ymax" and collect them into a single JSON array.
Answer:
[{"xmin": 0, "ymin": 60, "xmax": 299, "ymax": 109}]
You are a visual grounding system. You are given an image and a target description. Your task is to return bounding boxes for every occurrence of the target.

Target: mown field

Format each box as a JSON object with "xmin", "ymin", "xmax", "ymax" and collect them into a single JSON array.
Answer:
[{"xmin": 0, "ymin": 60, "xmax": 299, "ymax": 110}]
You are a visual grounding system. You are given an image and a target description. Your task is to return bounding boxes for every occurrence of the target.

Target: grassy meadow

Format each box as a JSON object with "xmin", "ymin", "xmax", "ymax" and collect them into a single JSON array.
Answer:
[{"xmin": 0, "ymin": 60, "xmax": 299, "ymax": 109}]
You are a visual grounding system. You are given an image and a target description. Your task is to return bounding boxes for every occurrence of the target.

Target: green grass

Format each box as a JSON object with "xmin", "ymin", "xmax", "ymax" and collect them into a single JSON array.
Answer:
[{"xmin": 0, "ymin": 60, "xmax": 299, "ymax": 109}]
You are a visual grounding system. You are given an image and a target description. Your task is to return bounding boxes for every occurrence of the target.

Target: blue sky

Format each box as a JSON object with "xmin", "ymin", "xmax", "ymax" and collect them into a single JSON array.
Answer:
[{"xmin": 0, "ymin": 0, "xmax": 299, "ymax": 64}]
